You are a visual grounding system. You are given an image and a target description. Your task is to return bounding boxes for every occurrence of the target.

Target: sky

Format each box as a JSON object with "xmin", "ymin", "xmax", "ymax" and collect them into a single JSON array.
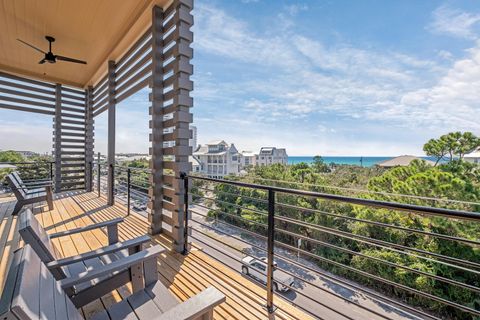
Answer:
[{"xmin": 1, "ymin": 0, "xmax": 480, "ymax": 156}]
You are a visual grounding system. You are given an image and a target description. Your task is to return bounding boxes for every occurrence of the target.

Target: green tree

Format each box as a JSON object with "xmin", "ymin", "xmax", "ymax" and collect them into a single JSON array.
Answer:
[
  {"xmin": 0, "ymin": 150, "xmax": 24, "ymax": 163},
  {"xmin": 424, "ymin": 132, "xmax": 480, "ymax": 163},
  {"xmin": 312, "ymin": 155, "xmax": 330, "ymax": 173}
]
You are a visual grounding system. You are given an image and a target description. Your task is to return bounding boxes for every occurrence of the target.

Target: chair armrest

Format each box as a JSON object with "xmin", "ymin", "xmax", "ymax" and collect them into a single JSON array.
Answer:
[
  {"xmin": 59, "ymin": 245, "xmax": 164, "ymax": 289},
  {"xmin": 154, "ymin": 287, "xmax": 225, "ymax": 320},
  {"xmin": 46, "ymin": 235, "xmax": 150, "ymax": 269},
  {"xmin": 49, "ymin": 217, "xmax": 124, "ymax": 238}
]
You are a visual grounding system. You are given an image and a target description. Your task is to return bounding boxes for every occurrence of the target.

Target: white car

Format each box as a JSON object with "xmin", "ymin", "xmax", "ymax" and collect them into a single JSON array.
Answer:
[{"xmin": 241, "ymin": 256, "xmax": 294, "ymax": 292}]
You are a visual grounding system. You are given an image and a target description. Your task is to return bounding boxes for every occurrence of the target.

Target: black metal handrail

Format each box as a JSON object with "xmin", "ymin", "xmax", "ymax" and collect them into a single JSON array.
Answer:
[
  {"xmin": 189, "ymin": 175, "xmax": 480, "ymax": 221},
  {"xmin": 182, "ymin": 174, "xmax": 480, "ymax": 320},
  {"xmin": 0, "ymin": 161, "xmax": 55, "ymax": 192},
  {"xmin": 92, "ymin": 159, "xmax": 150, "ymax": 216}
]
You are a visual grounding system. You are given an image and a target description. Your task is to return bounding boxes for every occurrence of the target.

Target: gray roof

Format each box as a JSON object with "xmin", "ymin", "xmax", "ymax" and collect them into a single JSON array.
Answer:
[{"xmin": 377, "ymin": 155, "xmax": 435, "ymax": 167}]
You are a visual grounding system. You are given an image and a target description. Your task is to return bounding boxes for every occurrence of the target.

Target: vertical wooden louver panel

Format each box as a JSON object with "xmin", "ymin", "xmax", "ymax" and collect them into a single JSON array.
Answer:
[
  {"xmin": 149, "ymin": 5, "xmax": 165, "ymax": 236},
  {"xmin": 85, "ymin": 86, "xmax": 94, "ymax": 192},
  {"xmin": 57, "ymin": 86, "xmax": 87, "ymax": 191},
  {"xmin": 54, "ymin": 84, "xmax": 63, "ymax": 192},
  {"xmin": 148, "ymin": 0, "xmax": 194, "ymax": 252}
]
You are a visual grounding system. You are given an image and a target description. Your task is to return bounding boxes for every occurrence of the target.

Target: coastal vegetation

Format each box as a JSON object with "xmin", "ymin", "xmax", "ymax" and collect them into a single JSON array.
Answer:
[
  {"xmin": 0, "ymin": 151, "xmax": 53, "ymax": 184},
  {"xmin": 202, "ymin": 132, "xmax": 480, "ymax": 319}
]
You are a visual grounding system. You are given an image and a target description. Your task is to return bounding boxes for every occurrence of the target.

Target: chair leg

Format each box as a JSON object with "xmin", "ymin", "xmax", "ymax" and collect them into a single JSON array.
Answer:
[{"xmin": 12, "ymin": 201, "xmax": 23, "ymax": 215}]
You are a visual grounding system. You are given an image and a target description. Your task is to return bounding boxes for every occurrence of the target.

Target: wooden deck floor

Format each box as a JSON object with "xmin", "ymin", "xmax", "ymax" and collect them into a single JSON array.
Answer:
[{"xmin": 0, "ymin": 191, "xmax": 314, "ymax": 320}]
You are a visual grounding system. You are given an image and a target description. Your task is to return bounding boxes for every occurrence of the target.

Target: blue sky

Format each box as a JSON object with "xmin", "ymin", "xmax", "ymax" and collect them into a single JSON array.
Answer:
[{"xmin": 1, "ymin": 0, "xmax": 480, "ymax": 156}]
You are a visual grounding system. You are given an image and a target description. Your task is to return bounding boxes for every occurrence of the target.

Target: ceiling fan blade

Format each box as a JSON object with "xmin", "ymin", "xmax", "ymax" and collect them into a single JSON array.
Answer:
[
  {"xmin": 38, "ymin": 59, "xmax": 46, "ymax": 64},
  {"xmin": 56, "ymin": 55, "xmax": 87, "ymax": 65},
  {"xmin": 17, "ymin": 39, "xmax": 46, "ymax": 54}
]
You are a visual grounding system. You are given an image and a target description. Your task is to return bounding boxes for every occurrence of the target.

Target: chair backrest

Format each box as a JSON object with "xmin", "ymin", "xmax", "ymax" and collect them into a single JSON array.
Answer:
[
  {"xmin": 5, "ymin": 173, "xmax": 26, "ymax": 199},
  {"xmin": 12, "ymin": 171, "xmax": 27, "ymax": 190},
  {"xmin": 19, "ymin": 209, "xmax": 62, "ymax": 264},
  {"xmin": 0, "ymin": 245, "xmax": 83, "ymax": 320}
]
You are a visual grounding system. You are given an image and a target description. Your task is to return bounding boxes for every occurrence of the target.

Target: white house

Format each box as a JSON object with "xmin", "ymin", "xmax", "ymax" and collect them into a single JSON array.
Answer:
[
  {"xmin": 190, "ymin": 125, "xmax": 198, "ymax": 151},
  {"xmin": 241, "ymin": 151, "xmax": 256, "ymax": 167},
  {"xmin": 465, "ymin": 149, "xmax": 480, "ymax": 164},
  {"xmin": 193, "ymin": 140, "xmax": 242, "ymax": 178},
  {"xmin": 255, "ymin": 147, "xmax": 288, "ymax": 166},
  {"xmin": 189, "ymin": 155, "xmax": 201, "ymax": 173}
]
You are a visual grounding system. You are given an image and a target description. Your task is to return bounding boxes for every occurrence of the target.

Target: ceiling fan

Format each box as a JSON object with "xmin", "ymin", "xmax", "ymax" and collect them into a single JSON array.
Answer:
[{"xmin": 17, "ymin": 36, "xmax": 87, "ymax": 65}]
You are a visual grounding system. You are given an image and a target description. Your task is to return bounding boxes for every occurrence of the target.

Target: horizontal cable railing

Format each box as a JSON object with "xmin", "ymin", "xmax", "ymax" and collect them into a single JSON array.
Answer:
[
  {"xmin": 92, "ymin": 155, "xmax": 149, "ymax": 216},
  {"xmin": 244, "ymin": 176, "xmax": 480, "ymax": 210},
  {"xmin": 182, "ymin": 174, "xmax": 480, "ymax": 320},
  {"xmin": 0, "ymin": 161, "xmax": 54, "ymax": 194}
]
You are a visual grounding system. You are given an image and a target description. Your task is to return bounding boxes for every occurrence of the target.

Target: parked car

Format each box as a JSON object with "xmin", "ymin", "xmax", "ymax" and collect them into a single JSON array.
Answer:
[{"xmin": 241, "ymin": 256, "xmax": 293, "ymax": 292}]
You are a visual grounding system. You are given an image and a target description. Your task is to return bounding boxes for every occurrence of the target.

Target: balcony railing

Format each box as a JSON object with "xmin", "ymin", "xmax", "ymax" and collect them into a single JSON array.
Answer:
[
  {"xmin": 92, "ymin": 159, "xmax": 149, "ymax": 216},
  {"xmin": 48, "ymin": 158, "xmax": 480, "ymax": 319},
  {"xmin": 0, "ymin": 161, "xmax": 54, "ymax": 194},
  {"xmin": 181, "ymin": 175, "xmax": 480, "ymax": 320}
]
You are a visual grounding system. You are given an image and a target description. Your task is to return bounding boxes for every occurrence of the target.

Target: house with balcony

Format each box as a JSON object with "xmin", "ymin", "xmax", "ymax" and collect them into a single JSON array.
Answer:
[
  {"xmin": 0, "ymin": 1, "xmax": 478, "ymax": 320},
  {"xmin": 241, "ymin": 150, "xmax": 257, "ymax": 167},
  {"xmin": 255, "ymin": 147, "xmax": 288, "ymax": 166},
  {"xmin": 193, "ymin": 140, "xmax": 242, "ymax": 178},
  {"xmin": 465, "ymin": 148, "xmax": 480, "ymax": 164}
]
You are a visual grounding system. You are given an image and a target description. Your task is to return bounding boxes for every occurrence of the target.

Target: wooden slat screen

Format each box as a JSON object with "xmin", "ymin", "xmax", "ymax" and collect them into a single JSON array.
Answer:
[
  {"xmin": 149, "ymin": 0, "xmax": 194, "ymax": 246},
  {"xmin": 0, "ymin": 71, "xmax": 56, "ymax": 115}
]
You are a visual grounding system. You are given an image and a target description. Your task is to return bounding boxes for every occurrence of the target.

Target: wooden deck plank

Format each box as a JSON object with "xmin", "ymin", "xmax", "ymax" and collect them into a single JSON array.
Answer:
[{"xmin": 0, "ymin": 191, "xmax": 319, "ymax": 320}]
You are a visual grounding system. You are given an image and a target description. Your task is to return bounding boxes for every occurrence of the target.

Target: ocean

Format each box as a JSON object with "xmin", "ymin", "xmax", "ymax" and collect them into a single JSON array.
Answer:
[{"xmin": 288, "ymin": 156, "xmax": 432, "ymax": 167}]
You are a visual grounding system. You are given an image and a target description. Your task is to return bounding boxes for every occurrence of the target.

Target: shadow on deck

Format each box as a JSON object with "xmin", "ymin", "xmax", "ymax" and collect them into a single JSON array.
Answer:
[{"xmin": 0, "ymin": 191, "xmax": 313, "ymax": 320}]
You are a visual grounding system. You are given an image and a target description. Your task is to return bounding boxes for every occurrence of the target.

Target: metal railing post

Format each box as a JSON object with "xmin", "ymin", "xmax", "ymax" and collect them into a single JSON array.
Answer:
[
  {"xmin": 266, "ymin": 188, "xmax": 275, "ymax": 313},
  {"xmin": 97, "ymin": 153, "xmax": 101, "ymax": 197},
  {"xmin": 89, "ymin": 161, "xmax": 93, "ymax": 191},
  {"xmin": 109, "ymin": 163, "xmax": 114, "ymax": 204},
  {"xmin": 181, "ymin": 172, "xmax": 189, "ymax": 255},
  {"xmin": 127, "ymin": 168, "xmax": 131, "ymax": 216},
  {"xmin": 49, "ymin": 162, "xmax": 53, "ymax": 181}
]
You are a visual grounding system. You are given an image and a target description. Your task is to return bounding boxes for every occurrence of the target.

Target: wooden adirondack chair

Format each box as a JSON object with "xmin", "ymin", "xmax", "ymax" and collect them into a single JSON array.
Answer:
[
  {"xmin": 12, "ymin": 171, "xmax": 51, "ymax": 194},
  {"xmin": 5, "ymin": 172, "xmax": 53, "ymax": 215},
  {"xmin": 0, "ymin": 245, "xmax": 226, "ymax": 320},
  {"xmin": 18, "ymin": 209, "xmax": 152, "ymax": 307}
]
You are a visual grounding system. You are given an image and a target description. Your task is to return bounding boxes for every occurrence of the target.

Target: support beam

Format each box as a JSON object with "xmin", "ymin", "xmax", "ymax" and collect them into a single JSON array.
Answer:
[
  {"xmin": 53, "ymin": 84, "xmax": 62, "ymax": 192},
  {"xmin": 148, "ymin": 5, "xmax": 165, "ymax": 235},
  {"xmin": 148, "ymin": 0, "xmax": 194, "ymax": 252},
  {"xmin": 107, "ymin": 61, "xmax": 116, "ymax": 205},
  {"xmin": 85, "ymin": 86, "xmax": 94, "ymax": 192}
]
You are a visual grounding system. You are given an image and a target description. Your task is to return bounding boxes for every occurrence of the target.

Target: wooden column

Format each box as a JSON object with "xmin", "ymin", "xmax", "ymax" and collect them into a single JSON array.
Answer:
[
  {"xmin": 85, "ymin": 86, "xmax": 94, "ymax": 192},
  {"xmin": 148, "ymin": 0, "xmax": 194, "ymax": 252},
  {"xmin": 53, "ymin": 84, "xmax": 62, "ymax": 192},
  {"xmin": 148, "ymin": 5, "xmax": 165, "ymax": 235},
  {"xmin": 107, "ymin": 61, "xmax": 116, "ymax": 205},
  {"xmin": 171, "ymin": 0, "xmax": 194, "ymax": 252}
]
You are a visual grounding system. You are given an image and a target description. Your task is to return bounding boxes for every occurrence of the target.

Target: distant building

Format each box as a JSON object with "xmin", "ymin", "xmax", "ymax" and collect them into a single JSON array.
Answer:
[
  {"xmin": 465, "ymin": 149, "xmax": 480, "ymax": 164},
  {"xmin": 189, "ymin": 155, "xmax": 201, "ymax": 173},
  {"xmin": 193, "ymin": 140, "xmax": 242, "ymax": 178},
  {"xmin": 255, "ymin": 147, "xmax": 288, "ymax": 166},
  {"xmin": 15, "ymin": 150, "xmax": 38, "ymax": 158},
  {"xmin": 116, "ymin": 154, "xmax": 150, "ymax": 163},
  {"xmin": 190, "ymin": 125, "xmax": 198, "ymax": 151},
  {"xmin": 377, "ymin": 155, "xmax": 435, "ymax": 168},
  {"xmin": 241, "ymin": 151, "xmax": 256, "ymax": 167}
]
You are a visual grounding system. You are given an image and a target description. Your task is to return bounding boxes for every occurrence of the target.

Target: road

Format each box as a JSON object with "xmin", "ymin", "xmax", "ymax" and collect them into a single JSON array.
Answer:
[
  {"xmin": 95, "ymin": 176, "xmax": 423, "ymax": 320},
  {"xmin": 189, "ymin": 204, "xmax": 421, "ymax": 320}
]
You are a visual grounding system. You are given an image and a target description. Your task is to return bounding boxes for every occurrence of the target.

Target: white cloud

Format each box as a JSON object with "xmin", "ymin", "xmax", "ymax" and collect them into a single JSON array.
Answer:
[
  {"xmin": 192, "ymin": 3, "xmax": 480, "ymax": 155},
  {"xmin": 284, "ymin": 4, "xmax": 308, "ymax": 16},
  {"xmin": 393, "ymin": 43, "xmax": 480, "ymax": 131},
  {"xmin": 429, "ymin": 5, "xmax": 480, "ymax": 39}
]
